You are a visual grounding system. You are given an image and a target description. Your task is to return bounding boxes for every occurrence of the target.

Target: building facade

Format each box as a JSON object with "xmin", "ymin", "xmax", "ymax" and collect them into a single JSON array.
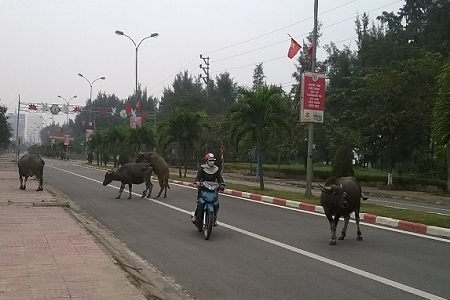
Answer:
[{"xmin": 7, "ymin": 112, "xmax": 25, "ymax": 145}]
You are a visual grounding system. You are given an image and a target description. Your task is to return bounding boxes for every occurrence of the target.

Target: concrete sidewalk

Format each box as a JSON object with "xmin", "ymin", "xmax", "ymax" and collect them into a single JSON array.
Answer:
[{"xmin": 0, "ymin": 154, "xmax": 191, "ymax": 300}]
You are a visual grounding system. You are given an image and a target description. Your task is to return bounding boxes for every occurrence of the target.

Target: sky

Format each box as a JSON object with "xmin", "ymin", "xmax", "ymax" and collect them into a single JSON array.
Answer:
[{"xmin": 0, "ymin": 0, "xmax": 404, "ymax": 125}]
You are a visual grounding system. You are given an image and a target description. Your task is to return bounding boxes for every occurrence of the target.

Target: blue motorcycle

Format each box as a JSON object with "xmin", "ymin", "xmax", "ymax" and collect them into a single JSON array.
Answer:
[{"xmin": 193, "ymin": 181, "xmax": 224, "ymax": 240}]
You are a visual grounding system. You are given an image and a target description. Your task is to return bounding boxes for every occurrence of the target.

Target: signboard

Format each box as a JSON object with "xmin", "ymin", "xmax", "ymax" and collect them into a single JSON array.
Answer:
[
  {"xmin": 64, "ymin": 135, "xmax": 71, "ymax": 146},
  {"xmin": 130, "ymin": 117, "xmax": 142, "ymax": 129},
  {"xmin": 300, "ymin": 71, "xmax": 325, "ymax": 123},
  {"xmin": 50, "ymin": 104, "xmax": 60, "ymax": 115},
  {"xmin": 85, "ymin": 129, "xmax": 94, "ymax": 141}
]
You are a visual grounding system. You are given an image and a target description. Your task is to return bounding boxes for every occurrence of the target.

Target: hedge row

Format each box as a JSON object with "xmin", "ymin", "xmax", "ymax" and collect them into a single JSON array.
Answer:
[{"xmin": 224, "ymin": 163, "xmax": 448, "ymax": 192}]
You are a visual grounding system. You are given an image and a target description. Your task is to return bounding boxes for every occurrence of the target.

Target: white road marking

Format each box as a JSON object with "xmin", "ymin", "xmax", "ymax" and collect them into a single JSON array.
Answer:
[{"xmin": 48, "ymin": 164, "xmax": 448, "ymax": 300}]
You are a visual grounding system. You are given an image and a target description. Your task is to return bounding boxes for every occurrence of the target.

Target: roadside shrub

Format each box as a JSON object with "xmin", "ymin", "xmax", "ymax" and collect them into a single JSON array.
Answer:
[{"xmin": 396, "ymin": 162, "xmax": 418, "ymax": 176}]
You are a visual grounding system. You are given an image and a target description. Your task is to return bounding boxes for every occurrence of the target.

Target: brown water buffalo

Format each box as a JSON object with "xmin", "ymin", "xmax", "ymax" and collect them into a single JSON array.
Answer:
[
  {"xmin": 18, "ymin": 154, "xmax": 45, "ymax": 191},
  {"xmin": 318, "ymin": 176, "xmax": 368, "ymax": 245},
  {"xmin": 103, "ymin": 162, "xmax": 153, "ymax": 199},
  {"xmin": 135, "ymin": 151, "xmax": 170, "ymax": 198}
]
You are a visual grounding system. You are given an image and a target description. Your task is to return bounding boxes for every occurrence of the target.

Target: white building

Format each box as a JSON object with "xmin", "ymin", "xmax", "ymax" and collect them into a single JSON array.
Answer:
[
  {"xmin": 26, "ymin": 113, "xmax": 45, "ymax": 144},
  {"xmin": 7, "ymin": 112, "xmax": 25, "ymax": 145}
]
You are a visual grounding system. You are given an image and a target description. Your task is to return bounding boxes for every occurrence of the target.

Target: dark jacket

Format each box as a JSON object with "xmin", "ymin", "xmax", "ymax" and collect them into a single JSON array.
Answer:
[{"xmin": 195, "ymin": 164, "xmax": 225, "ymax": 185}]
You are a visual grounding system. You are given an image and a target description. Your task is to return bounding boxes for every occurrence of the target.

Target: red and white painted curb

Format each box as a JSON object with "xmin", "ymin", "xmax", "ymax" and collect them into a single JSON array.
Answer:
[{"xmin": 169, "ymin": 179, "xmax": 450, "ymax": 239}]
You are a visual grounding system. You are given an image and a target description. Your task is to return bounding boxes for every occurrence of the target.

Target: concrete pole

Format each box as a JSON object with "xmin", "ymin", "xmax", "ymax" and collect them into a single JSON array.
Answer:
[
  {"xmin": 305, "ymin": 0, "xmax": 319, "ymax": 196},
  {"xmin": 16, "ymin": 95, "xmax": 20, "ymax": 164}
]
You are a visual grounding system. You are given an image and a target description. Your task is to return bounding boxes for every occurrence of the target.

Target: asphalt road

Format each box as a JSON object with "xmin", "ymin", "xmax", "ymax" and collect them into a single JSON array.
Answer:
[{"xmin": 45, "ymin": 159, "xmax": 450, "ymax": 300}]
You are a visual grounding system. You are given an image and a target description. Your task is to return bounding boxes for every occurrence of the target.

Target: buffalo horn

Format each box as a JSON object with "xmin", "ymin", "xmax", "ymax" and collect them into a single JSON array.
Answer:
[{"xmin": 317, "ymin": 182, "xmax": 331, "ymax": 191}]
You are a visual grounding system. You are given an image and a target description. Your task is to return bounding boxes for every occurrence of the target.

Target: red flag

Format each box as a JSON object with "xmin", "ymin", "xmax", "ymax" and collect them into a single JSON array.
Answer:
[
  {"xmin": 307, "ymin": 42, "xmax": 314, "ymax": 60},
  {"xmin": 136, "ymin": 99, "xmax": 141, "ymax": 110},
  {"xmin": 287, "ymin": 37, "xmax": 301, "ymax": 59},
  {"xmin": 125, "ymin": 103, "xmax": 132, "ymax": 115}
]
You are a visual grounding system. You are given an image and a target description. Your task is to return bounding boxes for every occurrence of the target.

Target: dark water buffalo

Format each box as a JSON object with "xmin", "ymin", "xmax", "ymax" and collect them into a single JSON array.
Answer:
[
  {"xmin": 318, "ymin": 176, "xmax": 368, "ymax": 245},
  {"xmin": 103, "ymin": 162, "xmax": 153, "ymax": 199},
  {"xmin": 18, "ymin": 154, "xmax": 45, "ymax": 191},
  {"xmin": 135, "ymin": 151, "xmax": 170, "ymax": 198}
]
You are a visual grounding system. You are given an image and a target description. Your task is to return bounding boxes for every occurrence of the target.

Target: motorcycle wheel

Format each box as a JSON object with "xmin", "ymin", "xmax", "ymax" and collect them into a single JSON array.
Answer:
[{"xmin": 203, "ymin": 210, "xmax": 214, "ymax": 240}]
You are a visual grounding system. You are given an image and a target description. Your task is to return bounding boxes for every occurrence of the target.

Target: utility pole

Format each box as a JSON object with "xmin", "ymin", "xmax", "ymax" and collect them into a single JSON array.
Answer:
[
  {"xmin": 305, "ymin": 0, "xmax": 319, "ymax": 196},
  {"xmin": 200, "ymin": 54, "xmax": 211, "ymax": 153},
  {"xmin": 199, "ymin": 54, "xmax": 210, "ymax": 102},
  {"xmin": 16, "ymin": 95, "xmax": 20, "ymax": 164}
]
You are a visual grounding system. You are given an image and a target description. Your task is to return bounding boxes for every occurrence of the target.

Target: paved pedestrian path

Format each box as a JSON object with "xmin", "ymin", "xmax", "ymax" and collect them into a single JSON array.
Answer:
[{"xmin": 0, "ymin": 153, "xmax": 191, "ymax": 300}]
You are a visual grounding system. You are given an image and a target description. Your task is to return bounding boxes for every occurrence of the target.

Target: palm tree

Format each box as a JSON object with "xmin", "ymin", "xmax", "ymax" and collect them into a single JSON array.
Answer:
[
  {"xmin": 159, "ymin": 108, "xmax": 209, "ymax": 177},
  {"xmin": 227, "ymin": 84, "xmax": 290, "ymax": 189},
  {"xmin": 126, "ymin": 124, "xmax": 155, "ymax": 154}
]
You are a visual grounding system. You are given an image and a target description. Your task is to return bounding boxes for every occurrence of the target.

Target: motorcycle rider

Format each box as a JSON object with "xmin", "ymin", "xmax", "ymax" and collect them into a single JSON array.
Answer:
[{"xmin": 191, "ymin": 153, "xmax": 226, "ymax": 226}]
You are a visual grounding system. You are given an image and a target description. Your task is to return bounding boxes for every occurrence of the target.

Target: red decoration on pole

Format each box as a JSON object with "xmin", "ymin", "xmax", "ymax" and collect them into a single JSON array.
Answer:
[{"xmin": 287, "ymin": 36, "xmax": 301, "ymax": 59}]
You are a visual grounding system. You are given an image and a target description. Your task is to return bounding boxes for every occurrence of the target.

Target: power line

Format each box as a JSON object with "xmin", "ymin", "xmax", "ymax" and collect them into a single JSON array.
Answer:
[
  {"xmin": 147, "ymin": 56, "xmax": 198, "ymax": 94},
  {"xmin": 212, "ymin": 56, "xmax": 285, "ymax": 75},
  {"xmin": 204, "ymin": 0, "xmax": 359, "ymax": 55},
  {"xmin": 213, "ymin": 0, "xmax": 403, "ymax": 64},
  {"xmin": 150, "ymin": 0, "xmax": 403, "ymax": 98}
]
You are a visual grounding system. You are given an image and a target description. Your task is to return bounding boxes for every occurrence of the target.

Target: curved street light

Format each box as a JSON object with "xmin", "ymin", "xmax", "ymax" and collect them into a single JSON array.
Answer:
[
  {"xmin": 78, "ymin": 73, "xmax": 106, "ymax": 103},
  {"xmin": 57, "ymin": 95, "xmax": 77, "ymax": 125},
  {"xmin": 40, "ymin": 115, "xmax": 52, "ymax": 126},
  {"xmin": 115, "ymin": 30, "xmax": 159, "ymax": 94}
]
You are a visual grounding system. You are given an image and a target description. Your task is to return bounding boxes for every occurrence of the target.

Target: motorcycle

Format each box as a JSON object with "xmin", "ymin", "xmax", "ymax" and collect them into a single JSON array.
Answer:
[{"xmin": 192, "ymin": 181, "xmax": 223, "ymax": 240}]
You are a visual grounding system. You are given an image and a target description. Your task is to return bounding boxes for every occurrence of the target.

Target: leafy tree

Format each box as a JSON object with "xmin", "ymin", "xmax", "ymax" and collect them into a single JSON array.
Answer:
[
  {"xmin": 214, "ymin": 72, "xmax": 237, "ymax": 112},
  {"xmin": 252, "ymin": 63, "xmax": 265, "ymax": 90},
  {"xmin": 158, "ymin": 71, "xmax": 205, "ymax": 121},
  {"xmin": 433, "ymin": 58, "xmax": 450, "ymax": 192},
  {"xmin": 331, "ymin": 145, "xmax": 354, "ymax": 178},
  {"xmin": 0, "ymin": 105, "xmax": 12, "ymax": 150},
  {"xmin": 399, "ymin": 0, "xmax": 450, "ymax": 58}
]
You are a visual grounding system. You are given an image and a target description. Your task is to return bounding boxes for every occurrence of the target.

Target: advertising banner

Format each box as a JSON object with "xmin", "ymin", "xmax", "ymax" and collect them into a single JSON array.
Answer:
[
  {"xmin": 130, "ymin": 117, "xmax": 142, "ymax": 129},
  {"xmin": 85, "ymin": 129, "xmax": 94, "ymax": 141},
  {"xmin": 300, "ymin": 71, "xmax": 325, "ymax": 123}
]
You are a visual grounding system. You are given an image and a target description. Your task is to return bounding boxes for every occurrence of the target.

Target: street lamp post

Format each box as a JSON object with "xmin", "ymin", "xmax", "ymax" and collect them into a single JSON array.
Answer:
[
  {"xmin": 57, "ymin": 95, "xmax": 76, "ymax": 159},
  {"xmin": 57, "ymin": 95, "xmax": 77, "ymax": 125},
  {"xmin": 78, "ymin": 73, "xmax": 106, "ymax": 103},
  {"xmin": 78, "ymin": 74, "xmax": 105, "ymax": 133},
  {"xmin": 115, "ymin": 30, "xmax": 159, "ymax": 95}
]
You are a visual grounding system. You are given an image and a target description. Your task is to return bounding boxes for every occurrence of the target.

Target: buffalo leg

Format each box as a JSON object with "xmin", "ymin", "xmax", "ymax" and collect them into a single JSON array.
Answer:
[
  {"xmin": 23, "ymin": 176, "xmax": 29, "ymax": 190},
  {"xmin": 127, "ymin": 183, "xmax": 132, "ymax": 199},
  {"xmin": 339, "ymin": 214, "xmax": 350, "ymax": 240},
  {"xmin": 142, "ymin": 180, "xmax": 153, "ymax": 198},
  {"xmin": 355, "ymin": 211, "xmax": 363, "ymax": 241},
  {"xmin": 326, "ymin": 213, "xmax": 338, "ymax": 245},
  {"xmin": 146, "ymin": 180, "xmax": 153, "ymax": 198},
  {"xmin": 36, "ymin": 175, "xmax": 43, "ymax": 191},
  {"xmin": 116, "ymin": 183, "xmax": 125, "ymax": 199},
  {"xmin": 156, "ymin": 176, "xmax": 164, "ymax": 198},
  {"xmin": 163, "ymin": 177, "xmax": 168, "ymax": 198},
  {"xmin": 19, "ymin": 175, "xmax": 25, "ymax": 190}
]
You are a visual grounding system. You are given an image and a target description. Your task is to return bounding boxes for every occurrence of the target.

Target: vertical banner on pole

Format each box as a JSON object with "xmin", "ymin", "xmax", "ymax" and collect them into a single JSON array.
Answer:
[{"xmin": 300, "ymin": 71, "xmax": 325, "ymax": 123}]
